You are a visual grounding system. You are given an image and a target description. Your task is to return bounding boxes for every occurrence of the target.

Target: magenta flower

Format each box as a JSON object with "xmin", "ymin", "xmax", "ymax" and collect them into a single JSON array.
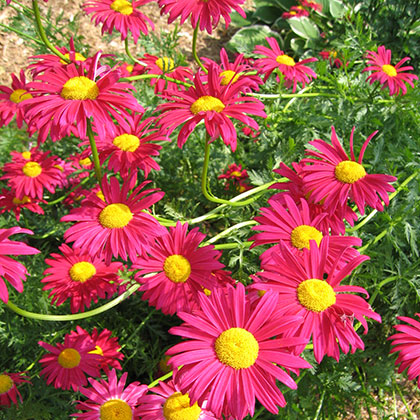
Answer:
[
  {"xmin": 282, "ymin": 6, "xmax": 310, "ymax": 19},
  {"xmin": 0, "ymin": 372, "xmax": 31, "ymax": 407},
  {"xmin": 0, "ymin": 188, "xmax": 45, "ymax": 221}
]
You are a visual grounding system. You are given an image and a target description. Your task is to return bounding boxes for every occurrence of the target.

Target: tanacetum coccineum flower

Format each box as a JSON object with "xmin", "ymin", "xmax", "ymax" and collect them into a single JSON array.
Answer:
[
  {"xmin": 167, "ymin": 283, "xmax": 311, "ymax": 419},
  {"xmin": 157, "ymin": 64, "xmax": 266, "ymax": 152},
  {"xmin": 253, "ymin": 239, "xmax": 381, "ymax": 363},
  {"xmin": 363, "ymin": 45, "xmax": 418, "ymax": 96},
  {"xmin": 158, "ymin": 0, "xmax": 246, "ymax": 34},
  {"xmin": 282, "ymin": 6, "xmax": 309, "ymax": 19},
  {"xmin": 61, "ymin": 176, "xmax": 166, "ymax": 264},
  {"xmin": 39, "ymin": 332, "xmax": 101, "ymax": 391},
  {"xmin": 254, "ymin": 37, "xmax": 317, "ymax": 92},
  {"xmin": 0, "ymin": 372, "xmax": 31, "ymax": 407},
  {"xmin": 301, "ymin": 126, "xmax": 397, "ymax": 215},
  {"xmin": 42, "ymin": 243, "xmax": 123, "ymax": 313},
  {"xmin": 83, "ymin": 0, "xmax": 154, "ymax": 43},
  {"xmin": 25, "ymin": 53, "xmax": 143, "ymax": 143},
  {"xmin": 0, "ymin": 227, "xmax": 39, "ymax": 304},
  {"xmin": 389, "ymin": 314, "xmax": 420, "ymax": 388},
  {"xmin": 74, "ymin": 369, "xmax": 148, "ymax": 420},
  {"xmin": 0, "ymin": 188, "xmax": 45, "ymax": 221}
]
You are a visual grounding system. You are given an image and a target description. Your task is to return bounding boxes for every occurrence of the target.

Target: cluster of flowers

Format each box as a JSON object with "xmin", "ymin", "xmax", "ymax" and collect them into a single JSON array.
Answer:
[{"xmin": 282, "ymin": 0, "xmax": 322, "ymax": 19}]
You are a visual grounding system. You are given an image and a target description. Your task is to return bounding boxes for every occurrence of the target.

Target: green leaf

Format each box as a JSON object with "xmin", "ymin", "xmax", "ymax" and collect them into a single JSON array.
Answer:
[
  {"xmin": 329, "ymin": 0, "xmax": 347, "ymax": 18},
  {"xmin": 230, "ymin": 10, "xmax": 254, "ymax": 27},
  {"xmin": 253, "ymin": 6, "xmax": 282, "ymax": 24},
  {"xmin": 288, "ymin": 17, "xmax": 320, "ymax": 39}
]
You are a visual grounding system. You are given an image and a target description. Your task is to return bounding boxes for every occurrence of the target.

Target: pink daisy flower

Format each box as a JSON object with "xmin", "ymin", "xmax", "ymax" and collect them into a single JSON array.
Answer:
[
  {"xmin": 218, "ymin": 163, "xmax": 251, "ymax": 193},
  {"xmin": 388, "ymin": 314, "xmax": 420, "ymax": 388},
  {"xmin": 133, "ymin": 221, "xmax": 224, "ymax": 315},
  {"xmin": 137, "ymin": 380, "xmax": 217, "ymax": 420},
  {"xmin": 363, "ymin": 45, "xmax": 418, "ymax": 96},
  {"xmin": 1, "ymin": 149, "xmax": 63, "ymax": 199},
  {"xmin": 158, "ymin": 0, "xmax": 246, "ymax": 34},
  {"xmin": 301, "ymin": 126, "xmax": 397, "ymax": 215},
  {"xmin": 42, "ymin": 243, "xmax": 123, "ymax": 313},
  {"xmin": 253, "ymin": 238, "xmax": 381, "ymax": 363},
  {"xmin": 0, "ymin": 227, "xmax": 39, "ymax": 303},
  {"xmin": 74, "ymin": 369, "xmax": 148, "ymax": 420},
  {"xmin": 0, "ymin": 188, "xmax": 45, "ymax": 221},
  {"xmin": 61, "ymin": 176, "xmax": 166, "ymax": 264},
  {"xmin": 118, "ymin": 61, "xmax": 145, "ymax": 77},
  {"xmin": 299, "ymin": 0, "xmax": 322, "ymax": 11},
  {"xmin": 25, "ymin": 53, "xmax": 143, "ymax": 143},
  {"xmin": 319, "ymin": 50, "xmax": 345, "ymax": 68},
  {"xmin": 157, "ymin": 64, "xmax": 266, "ymax": 151},
  {"xmin": 254, "ymin": 37, "xmax": 317, "ymax": 92},
  {"xmin": 0, "ymin": 70, "xmax": 32, "ymax": 128},
  {"xmin": 83, "ymin": 0, "xmax": 155, "ymax": 43},
  {"xmin": 282, "ymin": 6, "xmax": 310, "ymax": 19},
  {"xmin": 39, "ymin": 332, "xmax": 101, "ymax": 391},
  {"xmin": 167, "ymin": 283, "xmax": 311, "ymax": 419},
  {"xmin": 0, "ymin": 372, "xmax": 31, "ymax": 407}
]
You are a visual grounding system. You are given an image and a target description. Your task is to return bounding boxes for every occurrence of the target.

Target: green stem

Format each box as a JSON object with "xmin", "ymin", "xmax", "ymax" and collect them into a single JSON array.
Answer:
[
  {"xmin": 124, "ymin": 37, "xmax": 142, "ymax": 65},
  {"xmin": 31, "ymin": 0, "xmax": 70, "ymax": 63},
  {"xmin": 393, "ymin": 378, "xmax": 415, "ymax": 419},
  {"xmin": 46, "ymin": 173, "xmax": 94, "ymax": 205},
  {"xmin": 192, "ymin": 23, "xmax": 206, "ymax": 72},
  {"xmin": 0, "ymin": 23, "xmax": 44, "ymax": 45},
  {"xmin": 213, "ymin": 241, "xmax": 253, "ymax": 250},
  {"xmin": 368, "ymin": 275, "xmax": 398, "ymax": 306},
  {"xmin": 5, "ymin": 283, "xmax": 140, "ymax": 321},
  {"xmin": 120, "ymin": 73, "xmax": 193, "ymax": 88},
  {"xmin": 86, "ymin": 119, "xmax": 102, "ymax": 184},
  {"xmin": 204, "ymin": 221, "xmax": 257, "ymax": 245},
  {"xmin": 313, "ymin": 389, "xmax": 325, "ymax": 420},
  {"xmin": 148, "ymin": 370, "xmax": 173, "ymax": 388}
]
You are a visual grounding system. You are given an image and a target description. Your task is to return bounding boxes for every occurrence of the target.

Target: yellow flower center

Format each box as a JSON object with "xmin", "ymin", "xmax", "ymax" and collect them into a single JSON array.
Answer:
[
  {"xmin": 110, "ymin": 0, "xmax": 133, "ymax": 15},
  {"xmin": 156, "ymin": 57, "xmax": 175, "ymax": 72},
  {"xmin": 190, "ymin": 96, "xmax": 225, "ymax": 114},
  {"xmin": 289, "ymin": 11, "xmax": 297, "ymax": 15},
  {"xmin": 79, "ymin": 157, "xmax": 92, "ymax": 166},
  {"xmin": 215, "ymin": 327, "xmax": 259, "ymax": 369},
  {"xmin": 22, "ymin": 161, "xmax": 42, "ymax": 178},
  {"xmin": 162, "ymin": 392, "xmax": 201, "ymax": 420},
  {"xmin": 96, "ymin": 190, "xmax": 105, "ymax": 201},
  {"xmin": 10, "ymin": 89, "xmax": 32, "ymax": 103},
  {"xmin": 89, "ymin": 345, "xmax": 104, "ymax": 356},
  {"xmin": 257, "ymin": 289, "xmax": 266, "ymax": 297},
  {"xmin": 58, "ymin": 348, "xmax": 81, "ymax": 368},
  {"xmin": 0, "ymin": 375, "xmax": 13, "ymax": 394},
  {"xmin": 100, "ymin": 399, "xmax": 133, "ymax": 420},
  {"xmin": 60, "ymin": 52, "xmax": 86, "ymax": 65},
  {"xmin": 69, "ymin": 261, "xmax": 97, "ymax": 283},
  {"xmin": 230, "ymin": 171, "xmax": 242, "ymax": 177},
  {"xmin": 99, "ymin": 203, "xmax": 133, "ymax": 229},
  {"xmin": 163, "ymin": 255, "xmax": 191, "ymax": 283},
  {"xmin": 21, "ymin": 151, "xmax": 31, "ymax": 160},
  {"xmin": 61, "ymin": 76, "xmax": 99, "ymax": 100},
  {"xmin": 203, "ymin": 288, "xmax": 211, "ymax": 296},
  {"xmin": 290, "ymin": 225, "xmax": 323, "ymax": 250},
  {"xmin": 276, "ymin": 54, "xmax": 296, "ymax": 66},
  {"xmin": 12, "ymin": 196, "xmax": 31, "ymax": 205},
  {"xmin": 220, "ymin": 70, "xmax": 240, "ymax": 86},
  {"xmin": 126, "ymin": 64, "xmax": 134, "ymax": 73},
  {"xmin": 382, "ymin": 64, "xmax": 397, "ymax": 77},
  {"xmin": 297, "ymin": 278, "xmax": 336, "ymax": 312},
  {"xmin": 113, "ymin": 134, "xmax": 140, "ymax": 152},
  {"xmin": 335, "ymin": 160, "xmax": 367, "ymax": 184},
  {"xmin": 54, "ymin": 164, "xmax": 64, "ymax": 172}
]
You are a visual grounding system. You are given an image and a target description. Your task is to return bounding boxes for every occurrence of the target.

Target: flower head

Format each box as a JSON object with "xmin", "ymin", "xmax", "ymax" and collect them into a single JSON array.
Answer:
[
  {"xmin": 282, "ymin": 6, "xmax": 309, "ymax": 19},
  {"xmin": 0, "ymin": 188, "xmax": 45, "ymax": 221},
  {"xmin": 218, "ymin": 163, "xmax": 251, "ymax": 192},
  {"xmin": 0, "ymin": 372, "xmax": 31, "ymax": 407}
]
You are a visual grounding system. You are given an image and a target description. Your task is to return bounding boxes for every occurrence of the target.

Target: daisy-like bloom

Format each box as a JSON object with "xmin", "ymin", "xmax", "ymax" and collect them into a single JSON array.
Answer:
[
  {"xmin": 118, "ymin": 61, "xmax": 145, "ymax": 77},
  {"xmin": 157, "ymin": 64, "xmax": 266, "ymax": 152},
  {"xmin": 389, "ymin": 314, "xmax": 420, "ymax": 388},
  {"xmin": 0, "ymin": 227, "xmax": 39, "ymax": 304},
  {"xmin": 61, "ymin": 176, "xmax": 166, "ymax": 264},
  {"xmin": 83, "ymin": 0, "xmax": 154, "ymax": 43},
  {"xmin": 301, "ymin": 126, "xmax": 397, "ymax": 215},
  {"xmin": 299, "ymin": 0, "xmax": 322, "ymax": 11},
  {"xmin": 0, "ymin": 70, "xmax": 32, "ymax": 128},
  {"xmin": 253, "ymin": 239, "xmax": 381, "ymax": 363},
  {"xmin": 134, "ymin": 221, "xmax": 224, "ymax": 315},
  {"xmin": 167, "ymin": 283, "xmax": 311, "ymax": 419},
  {"xmin": 218, "ymin": 163, "xmax": 251, "ymax": 193},
  {"xmin": 158, "ymin": 0, "xmax": 246, "ymax": 34},
  {"xmin": 363, "ymin": 45, "xmax": 418, "ymax": 96},
  {"xmin": 25, "ymin": 53, "xmax": 143, "ymax": 143},
  {"xmin": 74, "ymin": 369, "xmax": 148, "ymax": 420},
  {"xmin": 0, "ymin": 188, "xmax": 45, "ymax": 221},
  {"xmin": 39, "ymin": 332, "xmax": 101, "ymax": 391},
  {"xmin": 137, "ymin": 380, "xmax": 217, "ymax": 420},
  {"xmin": 319, "ymin": 50, "xmax": 345, "ymax": 68},
  {"xmin": 1, "ymin": 149, "xmax": 63, "ymax": 199},
  {"xmin": 42, "ymin": 243, "xmax": 123, "ymax": 313},
  {"xmin": 0, "ymin": 372, "xmax": 31, "ymax": 407},
  {"xmin": 254, "ymin": 37, "xmax": 317, "ymax": 92},
  {"xmin": 282, "ymin": 6, "xmax": 310, "ymax": 19}
]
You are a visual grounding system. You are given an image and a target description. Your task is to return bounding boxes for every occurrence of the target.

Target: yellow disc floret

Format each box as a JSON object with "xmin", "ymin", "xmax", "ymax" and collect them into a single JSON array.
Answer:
[
  {"xmin": 164, "ymin": 255, "xmax": 191, "ymax": 283},
  {"xmin": 89, "ymin": 345, "xmax": 104, "ymax": 356},
  {"xmin": 79, "ymin": 157, "xmax": 92, "ymax": 166},
  {"xmin": 0, "ymin": 375, "xmax": 13, "ymax": 394},
  {"xmin": 190, "ymin": 96, "xmax": 225, "ymax": 114},
  {"xmin": 220, "ymin": 70, "xmax": 240, "ymax": 86},
  {"xmin": 215, "ymin": 327, "xmax": 259, "ymax": 369},
  {"xmin": 110, "ymin": 0, "xmax": 133, "ymax": 15},
  {"xmin": 382, "ymin": 64, "xmax": 397, "ymax": 77},
  {"xmin": 12, "ymin": 196, "xmax": 31, "ymax": 205},
  {"xmin": 10, "ymin": 89, "xmax": 32, "ymax": 104},
  {"xmin": 96, "ymin": 190, "xmax": 105, "ymax": 201},
  {"xmin": 21, "ymin": 151, "xmax": 31, "ymax": 160},
  {"xmin": 22, "ymin": 161, "xmax": 42, "ymax": 178},
  {"xmin": 297, "ymin": 278, "xmax": 336, "ymax": 312},
  {"xmin": 69, "ymin": 261, "xmax": 97, "ymax": 283},
  {"xmin": 99, "ymin": 399, "xmax": 133, "ymax": 420},
  {"xmin": 276, "ymin": 54, "xmax": 296, "ymax": 66},
  {"xmin": 290, "ymin": 225, "xmax": 323, "ymax": 250},
  {"xmin": 99, "ymin": 203, "xmax": 133, "ymax": 229},
  {"xmin": 60, "ymin": 52, "xmax": 86, "ymax": 65},
  {"xmin": 335, "ymin": 160, "xmax": 367, "ymax": 184},
  {"xmin": 163, "ymin": 392, "xmax": 201, "ymax": 420},
  {"xmin": 113, "ymin": 134, "xmax": 140, "ymax": 152},
  {"xmin": 61, "ymin": 76, "xmax": 99, "ymax": 100},
  {"xmin": 156, "ymin": 57, "xmax": 175, "ymax": 72},
  {"xmin": 58, "ymin": 348, "xmax": 81, "ymax": 368}
]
